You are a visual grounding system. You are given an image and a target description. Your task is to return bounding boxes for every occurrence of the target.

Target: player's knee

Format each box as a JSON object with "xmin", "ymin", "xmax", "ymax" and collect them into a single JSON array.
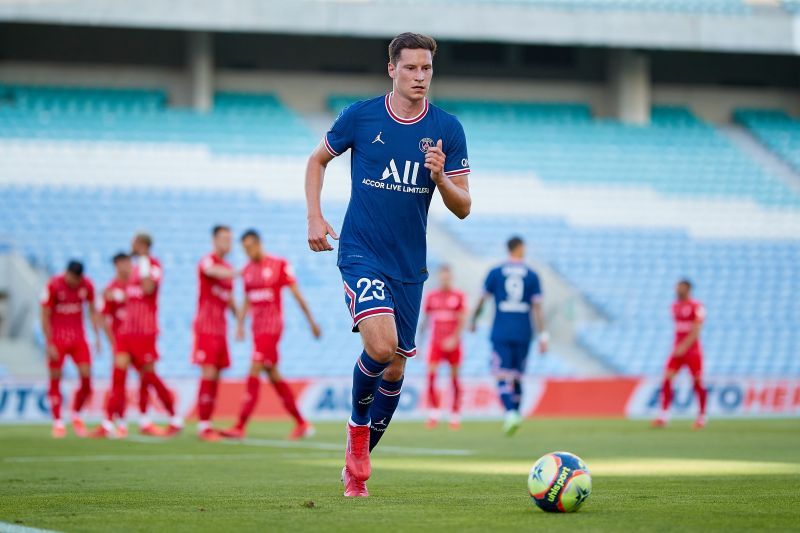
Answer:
[
  {"xmin": 383, "ymin": 360, "xmax": 406, "ymax": 382},
  {"xmin": 364, "ymin": 339, "xmax": 398, "ymax": 364}
]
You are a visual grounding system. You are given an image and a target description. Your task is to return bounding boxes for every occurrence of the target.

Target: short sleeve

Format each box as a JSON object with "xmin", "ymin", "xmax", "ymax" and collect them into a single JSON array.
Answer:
[
  {"xmin": 200, "ymin": 256, "xmax": 214, "ymax": 275},
  {"xmin": 444, "ymin": 117, "xmax": 470, "ymax": 179},
  {"xmin": 281, "ymin": 260, "xmax": 297, "ymax": 287},
  {"xmin": 324, "ymin": 104, "xmax": 358, "ymax": 157},
  {"xmin": 483, "ymin": 269, "xmax": 495, "ymax": 296},
  {"xmin": 455, "ymin": 292, "xmax": 466, "ymax": 311},
  {"xmin": 530, "ymin": 272, "xmax": 542, "ymax": 302}
]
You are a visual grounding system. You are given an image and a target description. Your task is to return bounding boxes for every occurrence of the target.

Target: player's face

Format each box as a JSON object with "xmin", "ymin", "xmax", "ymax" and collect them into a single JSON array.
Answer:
[
  {"xmin": 241, "ymin": 236, "xmax": 262, "ymax": 261},
  {"xmin": 214, "ymin": 230, "xmax": 232, "ymax": 256},
  {"xmin": 439, "ymin": 268, "xmax": 452, "ymax": 289},
  {"xmin": 131, "ymin": 238, "xmax": 147, "ymax": 256},
  {"xmin": 676, "ymin": 282, "xmax": 690, "ymax": 300},
  {"xmin": 389, "ymin": 48, "xmax": 433, "ymax": 102},
  {"xmin": 64, "ymin": 271, "xmax": 81, "ymax": 288},
  {"xmin": 116, "ymin": 258, "xmax": 132, "ymax": 279}
]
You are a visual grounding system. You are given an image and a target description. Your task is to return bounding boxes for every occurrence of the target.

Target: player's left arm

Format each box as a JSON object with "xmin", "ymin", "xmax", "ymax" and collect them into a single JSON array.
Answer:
[
  {"xmin": 469, "ymin": 293, "xmax": 488, "ymax": 333},
  {"xmin": 426, "ymin": 139, "xmax": 471, "ymax": 219},
  {"xmin": 288, "ymin": 283, "xmax": 322, "ymax": 339},
  {"xmin": 138, "ymin": 256, "xmax": 158, "ymax": 295}
]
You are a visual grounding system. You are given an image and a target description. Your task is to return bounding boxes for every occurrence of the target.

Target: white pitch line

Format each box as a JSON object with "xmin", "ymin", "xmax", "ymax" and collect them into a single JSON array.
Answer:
[
  {"xmin": 0, "ymin": 522, "xmax": 61, "ymax": 533},
  {"xmin": 221, "ymin": 437, "xmax": 475, "ymax": 456},
  {"xmin": 3, "ymin": 452, "xmax": 340, "ymax": 464}
]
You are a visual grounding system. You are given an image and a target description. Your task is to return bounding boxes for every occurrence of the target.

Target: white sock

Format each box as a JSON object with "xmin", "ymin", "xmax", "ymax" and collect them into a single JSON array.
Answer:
[
  {"xmin": 101, "ymin": 419, "xmax": 115, "ymax": 432},
  {"xmin": 429, "ymin": 409, "xmax": 441, "ymax": 421},
  {"xmin": 139, "ymin": 416, "xmax": 152, "ymax": 428},
  {"xmin": 53, "ymin": 419, "xmax": 64, "ymax": 427},
  {"xmin": 197, "ymin": 421, "xmax": 210, "ymax": 432},
  {"xmin": 170, "ymin": 415, "xmax": 184, "ymax": 428},
  {"xmin": 348, "ymin": 417, "xmax": 369, "ymax": 427}
]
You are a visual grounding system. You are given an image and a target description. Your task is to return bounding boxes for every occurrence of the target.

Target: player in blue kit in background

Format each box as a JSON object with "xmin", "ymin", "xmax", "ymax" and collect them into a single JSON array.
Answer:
[
  {"xmin": 470, "ymin": 236, "xmax": 549, "ymax": 437},
  {"xmin": 304, "ymin": 33, "xmax": 471, "ymax": 497}
]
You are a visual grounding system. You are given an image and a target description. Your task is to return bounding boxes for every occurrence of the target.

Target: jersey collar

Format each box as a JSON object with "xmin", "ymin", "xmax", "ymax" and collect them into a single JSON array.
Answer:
[{"xmin": 385, "ymin": 92, "xmax": 429, "ymax": 125}]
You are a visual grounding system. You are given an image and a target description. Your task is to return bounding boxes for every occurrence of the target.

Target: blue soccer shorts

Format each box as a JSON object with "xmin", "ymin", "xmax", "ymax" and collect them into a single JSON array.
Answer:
[
  {"xmin": 491, "ymin": 340, "xmax": 532, "ymax": 377},
  {"xmin": 340, "ymin": 263, "xmax": 423, "ymax": 359}
]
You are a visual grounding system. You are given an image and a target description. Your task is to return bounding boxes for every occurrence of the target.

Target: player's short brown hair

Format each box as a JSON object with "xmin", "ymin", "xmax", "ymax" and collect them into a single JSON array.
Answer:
[
  {"xmin": 134, "ymin": 232, "xmax": 153, "ymax": 249},
  {"xmin": 388, "ymin": 33, "xmax": 437, "ymax": 65}
]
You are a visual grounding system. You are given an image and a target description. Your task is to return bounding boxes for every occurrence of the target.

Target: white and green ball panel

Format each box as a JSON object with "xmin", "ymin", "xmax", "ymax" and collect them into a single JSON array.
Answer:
[{"xmin": 528, "ymin": 451, "xmax": 592, "ymax": 513}]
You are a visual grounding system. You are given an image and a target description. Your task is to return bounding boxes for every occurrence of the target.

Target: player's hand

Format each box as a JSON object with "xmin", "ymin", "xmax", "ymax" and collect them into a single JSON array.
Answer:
[
  {"xmin": 310, "ymin": 321, "xmax": 322, "ymax": 339},
  {"xmin": 307, "ymin": 215, "xmax": 339, "ymax": 252},
  {"xmin": 46, "ymin": 343, "xmax": 59, "ymax": 361},
  {"xmin": 538, "ymin": 338, "xmax": 549, "ymax": 355},
  {"xmin": 235, "ymin": 324, "xmax": 245, "ymax": 342},
  {"xmin": 424, "ymin": 139, "xmax": 446, "ymax": 184}
]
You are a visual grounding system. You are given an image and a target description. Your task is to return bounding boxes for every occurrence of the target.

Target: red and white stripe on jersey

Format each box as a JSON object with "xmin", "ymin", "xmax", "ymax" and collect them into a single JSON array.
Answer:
[
  {"xmin": 323, "ymin": 135, "xmax": 340, "ymax": 157},
  {"xmin": 385, "ymin": 92, "xmax": 429, "ymax": 125},
  {"xmin": 444, "ymin": 168, "xmax": 470, "ymax": 178}
]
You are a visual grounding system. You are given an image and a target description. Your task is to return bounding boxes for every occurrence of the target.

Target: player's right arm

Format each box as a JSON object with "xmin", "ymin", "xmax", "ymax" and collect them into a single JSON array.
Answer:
[
  {"xmin": 203, "ymin": 262, "xmax": 236, "ymax": 280},
  {"xmin": 235, "ymin": 294, "xmax": 250, "ymax": 341},
  {"xmin": 137, "ymin": 256, "xmax": 158, "ymax": 295},
  {"xmin": 305, "ymin": 143, "xmax": 339, "ymax": 252}
]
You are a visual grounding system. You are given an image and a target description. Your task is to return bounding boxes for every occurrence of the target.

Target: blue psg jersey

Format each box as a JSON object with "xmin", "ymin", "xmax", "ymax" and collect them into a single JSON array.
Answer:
[
  {"xmin": 483, "ymin": 261, "xmax": 542, "ymax": 343},
  {"xmin": 324, "ymin": 93, "xmax": 470, "ymax": 283}
]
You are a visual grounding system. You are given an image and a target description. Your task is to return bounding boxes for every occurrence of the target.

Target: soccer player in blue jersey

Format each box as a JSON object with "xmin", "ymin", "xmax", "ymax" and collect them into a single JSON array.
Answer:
[
  {"xmin": 304, "ymin": 32, "xmax": 471, "ymax": 497},
  {"xmin": 470, "ymin": 236, "xmax": 549, "ymax": 437}
]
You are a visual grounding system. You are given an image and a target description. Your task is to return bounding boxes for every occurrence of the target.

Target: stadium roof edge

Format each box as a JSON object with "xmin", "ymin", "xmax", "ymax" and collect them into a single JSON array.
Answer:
[{"xmin": 0, "ymin": 0, "xmax": 798, "ymax": 56}]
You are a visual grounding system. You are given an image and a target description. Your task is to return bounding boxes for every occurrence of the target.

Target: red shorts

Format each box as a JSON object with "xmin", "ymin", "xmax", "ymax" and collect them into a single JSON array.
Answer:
[
  {"xmin": 666, "ymin": 349, "xmax": 703, "ymax": 376},
  {"xmin": 48, "ymin": 338, "xmax": 91, "ymax": 370},
  {"xmin": 117, "ymin": 334, "xmax": 159, "ymax": 368},
  {"xmin": 252, "ymin": 334, "xmax": 280, "ymax": 367},
  {"xmin": 192, "ymin": 333, "xmax": 230, "ymax": 369},
  {"xmin": 428, "ymin": 344, "xmax": 463, "ymax": 366}
]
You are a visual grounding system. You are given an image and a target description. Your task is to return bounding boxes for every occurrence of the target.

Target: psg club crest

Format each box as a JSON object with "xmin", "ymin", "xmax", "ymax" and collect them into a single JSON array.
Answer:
[{"xmin": 419, "ymin": 137, "xmax": 434, "ymax": 153}]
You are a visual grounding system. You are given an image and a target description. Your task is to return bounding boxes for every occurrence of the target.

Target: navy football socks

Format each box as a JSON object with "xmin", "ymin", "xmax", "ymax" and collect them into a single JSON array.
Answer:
[
  {"xmin": 350, "ymin": 351, "xmax": 390, "ymax": 426},
  {"xmin": 368, "ymin": 376, "xmax": 404, "ymax": 451}
]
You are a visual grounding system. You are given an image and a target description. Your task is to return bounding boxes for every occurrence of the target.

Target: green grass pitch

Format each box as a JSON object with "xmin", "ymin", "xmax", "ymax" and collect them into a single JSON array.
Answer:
[{"xmin": 1, "ymin": 419, "xmax": 799, "ymax": 532}]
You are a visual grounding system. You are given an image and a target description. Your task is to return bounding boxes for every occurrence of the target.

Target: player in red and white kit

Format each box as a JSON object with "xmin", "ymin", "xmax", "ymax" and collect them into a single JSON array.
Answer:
[
  {"xmin": 94, "ymin": 233, "xmax": 182, "ymax": 438},
  {"xmin": 192, "ymin": 225, "xmax": 238, "ymax": 442},
  {"xmin": 419, "ymin": 264, "xmax": 467, "ymax": 430},
  {"xmin": 98, "ymin": 252, "xmax": 134, "ymax": 437},
  {"xmin": 220, "ymin": 229, "xmax": 321, "ymax": 440},
  {"xmin": 40, "ymin": 260, "xmax": 101, "ymax": 438},
  {"xmin": 653, "ymin": 279, "xmax": 708, "ymax": 429}
]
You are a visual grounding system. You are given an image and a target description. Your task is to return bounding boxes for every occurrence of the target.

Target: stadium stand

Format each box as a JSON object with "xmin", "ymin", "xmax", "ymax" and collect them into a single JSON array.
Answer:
[
  {"xmin": 735, "ymin": 109, "xmax": 800, "ymax": 175},
  {"xmin": 1, "ymin": 85, "xmax": 797, "ymax": 381}
]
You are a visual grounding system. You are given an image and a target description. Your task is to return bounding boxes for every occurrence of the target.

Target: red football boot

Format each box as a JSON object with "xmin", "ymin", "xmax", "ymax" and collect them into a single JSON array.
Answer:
[
  {"xmin": 71, "ymin": 417, "xmax": 88, "ymax": 438},
  {"xmin": 51, "ymin": 422, "xmax": 66, "ymax": 439},
  {"xmin": 198, "ymin": 428, "xmax": 221, "ymax": 442},
  {"xmin": 288, "ymin": 422, "xmax": 315, "ymax": 441},
  {"xmin": 219, "ymin": 426, "xmax": 246, "ymax": 439},
  {"xmin": 345, "ymin": 423, "xmax": 371, "ymax": 482},
  {"xmin": 342, "ymin": 467, "xmax": 369, "ymax": 498}
]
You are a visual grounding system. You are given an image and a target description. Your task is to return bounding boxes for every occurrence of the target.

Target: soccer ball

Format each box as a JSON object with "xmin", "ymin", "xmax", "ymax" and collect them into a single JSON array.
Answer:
[{"xmin": 528, "ymin": 451, "xmax": 592, "ymax": 513}]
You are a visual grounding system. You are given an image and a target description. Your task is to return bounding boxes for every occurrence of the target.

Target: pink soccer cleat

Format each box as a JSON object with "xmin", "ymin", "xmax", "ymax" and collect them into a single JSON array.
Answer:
[
  {"xmin": 345, "ymin": 423, "xmax": 371, "ymax": 482},
  {"xmin": 163, "ymin": 424, "xmax": 182, "ymax": 438},
  {"xmin": 71, "ymin": 417, "xmax": 88, "ymax": 438},
  {"xmin": 288, "ymin": 422, "xmax": 315, "ymax": 441},
  {"xmin": 693, "ymin": 415, "xmax": 707, "ymax": 430},
  {"xmin": 52, "ymin": 422, "xmax": 66, "ymax": 439},
  {"xmin": 651, "ymin": 418, "xmax": 667, "ymax": 428},
  {"xmin": 425, "ymin": 418, "xmax": 438, "ymax": 430},
  {"xmin": 342, "ymin": 467, "xmax": 369, "ymax": 498},
  {"xmin": 116, "ymin": 425, "xmax": 129, "ymax": 439},
  {"xmin": 140, "ymin": 423, "xmax": 167, "ymax": 437},
  {"xmin": 219, "ymin": 426, "xmax": 245, "ymax": 439},
  {"xmin": 198, "ymin": 428, "xmax": 221, "ymax": 442},
  {"xmin": 88, "ymin": 425, "xmax": 112, "ymax": 439}
]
